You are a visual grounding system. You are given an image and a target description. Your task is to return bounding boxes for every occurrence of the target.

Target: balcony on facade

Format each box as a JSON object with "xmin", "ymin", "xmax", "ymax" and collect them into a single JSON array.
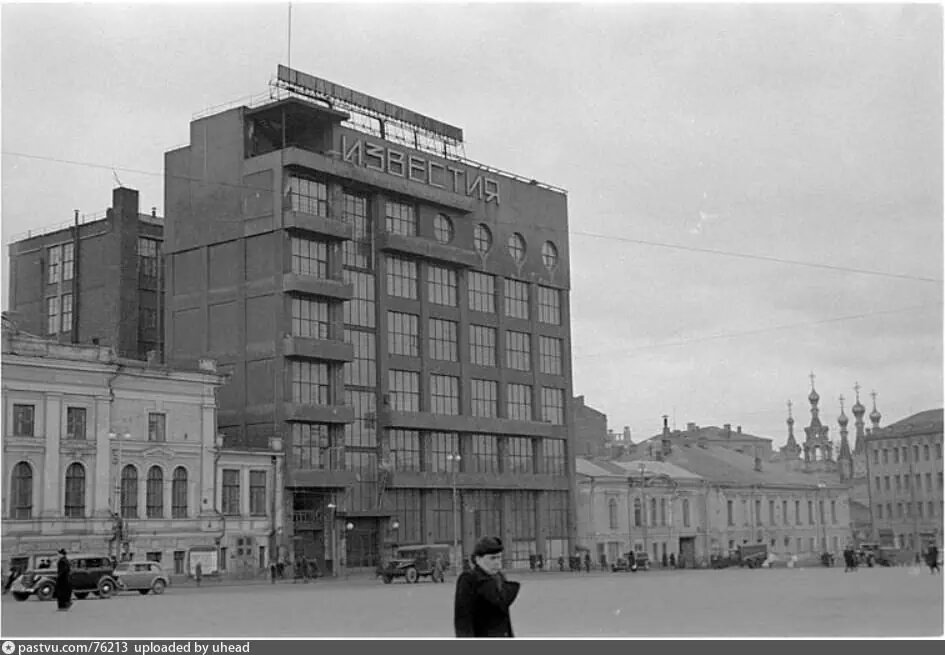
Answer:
[
  {"xmin": 378, "ymin": 408, "xmax": 568, "ymax": 440},
  {"xmin": 281, "ymin": 275, "xmax": 352, "ymax": 300},
  {"xmin": 283, "ymin": 210, "xmax": 353, "ymax": 242},
  {"xmin": 282, "ymin": 336, "xmax": 353, "ymax": 363},
  {"xmin": 284, "ymin": 403, "xmax": 355, "ymax": 425},
  {"xmin": 376, "ymin": 231, "xmax": 480, "ymax": 268}
]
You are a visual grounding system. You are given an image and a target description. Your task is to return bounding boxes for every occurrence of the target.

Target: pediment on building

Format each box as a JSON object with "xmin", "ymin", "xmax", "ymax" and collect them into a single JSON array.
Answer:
[{"xmin": 141, "ymin": 446, "xmax": 177, "ymax": 459}]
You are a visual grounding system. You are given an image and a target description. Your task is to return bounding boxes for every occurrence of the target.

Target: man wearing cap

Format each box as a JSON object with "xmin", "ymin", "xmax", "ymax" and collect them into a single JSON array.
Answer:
[
  {"xmin": 454, "ymin": 536, "xmax": 521, "ymax": 638},
  {"xmin": 54, "ymin": 549, "xmax": 73, "ymax": 611}
]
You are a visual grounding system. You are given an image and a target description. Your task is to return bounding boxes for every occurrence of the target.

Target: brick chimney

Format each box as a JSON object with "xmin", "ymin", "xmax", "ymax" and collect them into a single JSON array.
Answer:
[
  {"xmin": 661, "ymin": 438, "xmax": 672, "ymax": 457},
  {"xmin": 623, "ymin": 426, "xmax": 632, "ymax": 443},
  {"xmin": 662, "ymin": 415, "xmax": 671, "ymax": 437},
  {"xmin": 737, "ymin": 425, "xmax": 742, "ymax": 434},
  {"xmin": 724, "ymin": 424, "xmax": 732, "ymax": 438}
]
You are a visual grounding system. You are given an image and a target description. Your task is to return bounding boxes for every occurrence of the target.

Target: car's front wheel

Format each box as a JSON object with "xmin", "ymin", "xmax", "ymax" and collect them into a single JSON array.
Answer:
[
  {"xmin": 36, "ymin": 582, "xmax": 55, "ymax": 601},
  {"xmin": 151, "ymin": 579, "xmax": 166, "ymax": 595},
  {"xmin": 404, "ymin": 567, "xmax": 419, "ymax": 584},
  {"xmin": 97, "ymin": 577, "xmax": 116, "ymax": 598}
]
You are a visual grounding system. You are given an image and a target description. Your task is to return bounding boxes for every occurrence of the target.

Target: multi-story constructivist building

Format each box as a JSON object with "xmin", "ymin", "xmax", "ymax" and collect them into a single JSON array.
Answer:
[
  {"xmin": 864, "ymin": 407, "xmax": 943, "ymax": 554},
  {"xmin": 1, "ymin": 323, "xmax": 282, "ymax": 577},
  {"xmin": 6, "ymin": 187, "xmax": 165, "ymax": 361},
  {"xmin": 164, "ymin": 66, "xmax": 575, "ymax": 572}
]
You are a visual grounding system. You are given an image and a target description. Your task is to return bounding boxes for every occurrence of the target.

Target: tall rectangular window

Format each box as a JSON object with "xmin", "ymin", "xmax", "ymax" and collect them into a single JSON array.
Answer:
[
  {"xmin": 541, "ymin": 387, "xmax": 565, "ymax": 425},
  {"xmin": 538, "ymin": 286, "xmax": 561, "ymax": 325},
  {"xmin": 62, "ymin": 243, "xmax": 75, "ymax": 281},
  {"xmin": 506, "ymin": 436, "xmax": 533, "ymax": 474},
  {"xmin": 385, "ymin": 199, "xmax": 417, "ymax": 236},
  {"xmin": 430, "ymin": 375, "xmax": 460, "ymax": 415},
  {"xmin": 292, "ymin": 297, "xmax": 330, "ymax": 340},
  {"xmin": 807, "ymin": 500, "xmax": 814, "ymax": 524},
  {"xmin": 343, "ymin": 389, "xmax": 376, "ymax": 448},
  {"xmin": 469, "ymin": 325, "xmax": 496, "ymax": 367},
  {"xmin": 471, "ymin": 434, "xmax": 499, "ymax": 473},
  {"xmin": 344, "ymin": 330, "xmax": 376, "ymax": 388},
  {"xmin": 343, "ymin": 269, "xmax": 375, "ymax": 328},
  {"xmin": 428, "ymin": 318, "xmax": 458, "ymax": 361},
  {"xmin": 388, "ymin": 311, "xmax": 419, "ymax": 357},
  {"xmin": 389, "ymin": 370, "xmax": 420, "ymax": 412},
  {"xmin": 47, "ymin": 245, "xmax": 61, "ymax": 283},
  {"xmin": 291, "ymin": 361, "xmax": 331, "ymax": 405},
  {"xmin": 794, "ymin": 500, "xmax": 801, "ymax": 525},
  {"xmin": 12, "ymin": 404, "xmax": 34, "ymax": 436},
  {"xmin": 782, "ymin": 500, "xmax": 788, "ymax": 525},
  {"xmin": 342, "ymin": 191, "xmax": 373, "ymax": 270},
  {"xmin": 287, "ymin": 175, "xmax": 329, "ymax": 216},
  {"xmin": 148, "ymin": 413, "xmax": 166, "ymax": 442},
  {"xmin": 506, "ymin": 331, "xmax": 531, "ymax": 371},
  {"xmin": 428, "ymin": 265, "xmax": 457, "ymax": 306},
  {"xmin": 291, "ymin": 237, "xmax": 329, "ymax": 278},
  {"xmin": 66, "ymin": 407, "xmax": 87, "ymax": 440},
  {"xmin": 249, "ymin": 471, "xmax": 267, "ymax": 516},
  {"xmin": 386, "ymin": 256, "xmax": 418, "ymax": 299},
  {"xmin": 727, "ymin": 500, "xmax": 734, "ymax": 526},
  {"xmin": 504, "ymin": 279, "xmax": 529, "ymax": 319},
  {"xmin": 291, "ymin": 423, "xmax": 331, "ymax": 469},
  {"xmin": 542, "ymin": 438, "xmax": 566, "ymax": 476},
  {"xmin": 538, "ymin": 336, "xmax": 563, "ymax": 375},
  {"xmin": 768, "ymin": 500, "xmax": 775, "ymax": 525},
  {"xmin": 138, "ymin": 238, "xmax": 161, "ymax": 279},
  {"xmin": 470, "ymin": 379, "xmax": 498, "ymax": 418},
  {"xmin": 755, "ymin": 499, "xmax": 762, "ymax": 525},
  {"xmin": 388, "ymin": 489, "xmax": 422, "ymax": 544},
  {"xmin": 507, "ymin": 383, "xmax": 532, "ymax": 421},
  {"xmin": 222, "ymin": 469, "xmax": 240, "ymax": 515},
  {"xmin": 389, "ymin": 430, "xmax": 422, "ymax": 472},
  {"xmin": 428, "ymin": 432, "xmax": 460, "ymax": 473},
  {"xmin": 468, "ymin": 271, "xmax": 496, "ymax": 313},
  {"xmin": 46, "ymin": 296, "xmax": 59, "ymax": 335},
  {"xmin": 60, "ymin": 294, "xmax": 73, "ymax": 333}
]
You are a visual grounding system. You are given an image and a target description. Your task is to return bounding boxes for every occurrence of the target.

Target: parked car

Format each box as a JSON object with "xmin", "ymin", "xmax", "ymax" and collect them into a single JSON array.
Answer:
[
  {"xmin": 611, "ymin": 551, "xmax": 648, "ymax": 572},
  {"xmin": 10, "ymin": 553, "xmax": 118, "ymax": 602},
  {"xmin": 113, "ymin": 561, "xmax": 169, "ymax": 595},
  {"xmin": 377, "ymin": 544, "xmax": 450, "ymax": 584},
  {"xmin": 736, "ymin": 544, "xmax": 769, "ymax": 569}
]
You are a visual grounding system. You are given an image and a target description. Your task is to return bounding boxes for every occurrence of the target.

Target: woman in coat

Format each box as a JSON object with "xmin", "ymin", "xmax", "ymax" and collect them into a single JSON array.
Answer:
[
  {"xmin": 54, "ymin": 549, "xmax": 73, "ymax": 611},
  {"xmin": 454, "ymin": 537, "xmax": 521, "ymax": 638}
]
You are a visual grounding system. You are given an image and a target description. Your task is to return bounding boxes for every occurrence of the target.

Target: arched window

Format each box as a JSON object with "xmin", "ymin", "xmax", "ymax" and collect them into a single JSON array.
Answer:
[
  {"xmin": 120, "ymin": 465, "xmax": 138, "ymax": 518},
  {"xmin": 541, "ymin": 241, "xmax": 558, "ymax": 269},
  {"xmin": 682, "ymin": 498, "xmax": 691, "ymax": 527},
  {"xmin": 633, "ymin": 498, "xmax": 642, "ymax": 527},
  {"xmin": 64, "ymin": 463, "xmax": 86, "ymax": 518},
  {"xmin": 10, "ymin": 461, "xmax": 33, "ymax": 519},
  {"xmin": 172, "ymin": 467, "xmax": 188, "ymax": 518},
  {"xmin": 608, "ymin": 498, "xmax": 618, "ymax": 530},
  {"xmin": 147, "ymin": 466, "xmax": 164, "ymax": 518}
]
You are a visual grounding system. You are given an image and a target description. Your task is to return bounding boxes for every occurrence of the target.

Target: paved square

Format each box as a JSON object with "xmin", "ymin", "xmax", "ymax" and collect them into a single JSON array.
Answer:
[{"xmin": 2, "ymin": 567, "xmax": 942, "ymax": 638}]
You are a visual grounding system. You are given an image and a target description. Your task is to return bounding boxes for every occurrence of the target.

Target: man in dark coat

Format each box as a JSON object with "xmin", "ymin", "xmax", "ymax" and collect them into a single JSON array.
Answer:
[
  {"xmin": 454, "ymin": 536, "xmax": 521, "ymax": 638},
  {"xmin": 54, "ymin": 549, "xmax": 73, "ymax": 611},
  {"xmin": 926, "ymin": 545, "xmax": 940, "ymax": 573}
]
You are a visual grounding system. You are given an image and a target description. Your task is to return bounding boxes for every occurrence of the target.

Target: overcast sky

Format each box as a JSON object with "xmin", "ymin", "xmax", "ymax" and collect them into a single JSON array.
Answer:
[{"xmin": 2, "ymin": 2, "xmax": 942, "ymax": 448}]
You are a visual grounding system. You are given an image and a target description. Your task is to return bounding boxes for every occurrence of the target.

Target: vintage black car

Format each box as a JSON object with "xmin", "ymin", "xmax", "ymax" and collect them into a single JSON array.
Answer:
[
  {"xmin": 377, "ymin": 544, "xmax": 450, "ymax": 584},
  {"xmin": 10, "ymin": 553, "xmax": 118, "ymax": 601},
  {"xmin": 736, "ymin": 544, "xmax": 769, "ymax": 568},
  {"xmin": 611, "ymin": 551, "xmax": 649, "ymax": 572}
]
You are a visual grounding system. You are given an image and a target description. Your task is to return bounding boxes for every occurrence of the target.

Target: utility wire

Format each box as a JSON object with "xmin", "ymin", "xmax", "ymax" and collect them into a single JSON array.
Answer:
[
  {"xmin": 3, "ymin": 149, "xmax": 942, "ymax": 284},
  {"xmin": 573, "ymin": 301, "xmax": 942, "ymax": 359}
]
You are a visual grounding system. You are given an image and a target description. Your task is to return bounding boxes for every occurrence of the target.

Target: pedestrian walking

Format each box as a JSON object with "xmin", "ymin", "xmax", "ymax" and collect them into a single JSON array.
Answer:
[
  {"xmin": 926, "ymin": 545, "xmax": 940, "ymax": 574},
  {"xmin": 2, "ymin": 565, "xmax": 20, "ymax": 595},
  {"xmin": 583, "ymin": 552, "xmax": 591, "ymax": 573},
  {"xmin": 454, "ymin": 536, "xmax": 521, "ymax": 638},
  {"xmin": 269, "ymin": 561, "xmax": 277, "ymax": 584},
  {"xmin": 194, "ymin": 561, "xmax": 203, "ymax": 587},
  {"xmin": 668, "ymin": 553, "xmax": 676, "ymax": 569},
  {"xmin": 54, "ymin": 549, "xmax": 73, "ymax": 611}
]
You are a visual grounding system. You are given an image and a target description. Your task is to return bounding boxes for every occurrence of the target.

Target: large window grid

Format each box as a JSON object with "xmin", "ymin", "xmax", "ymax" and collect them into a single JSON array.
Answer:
[
  {"xmin": 222, "ymin": 469, "xmax": 240, "ymax": 516},
  {"xmin": 342, "ymin": 192, "xmax": 373, "ymax": 270},
  {"xmin": 428, "ymin": 432, "xmax": 460, "ymax": 473},
  {"xmin": 344, "ymin": 390, "xmax": 377, "ymax": 448},
  {"xmin": 544, "ymin": 491, "xmax": 568, "ymax": 538},
  {"xmin": 292, "ymin": 297, "xmax": 330, "ymax": 340},
  {"xmin": 428, "ymin": 265, "xmax": 457, "ymax": 306},
  {"xmin": 172, "ymin": 467, "xmax": 188, "ymax": 518},
  {"xmin": 291, "ymin": 237, "xmax": 329, "ymax": 278},
  {"xmin": 541, "ymin": 388, "xmax": 565, "ymax": 425},
  {"xmin": 66, "ymin": 407, "xmax": 87, "ymax": 440},
  {"xmin": 291, "ymin": 423, "xmax": 331, "ymax": 469},
  {"xmin": 542, "ymin": 439, "xmax": 566, "ymax": 476},
  {"xmin": 509, "ymin": 490, "xmax": 536, "ymax": 539},
  {"xmin": 388, "ymin": 489, "xmax": 422, "ymax": 544},
  {"xmin": 466, "ymin": 490, "xmax": 502, "ymax": 539},
  {"xmin": 430, "ymin": 375, "xmax": 460, "ymax": 415},
  {"xmin": 138, "ymin": 238, "xmax": 161, "ymax": 279},
  {"xmin": 121, "ymin": 465, "xmax": 138, "ymax": 519},
  {"xmin": 470, "ymin": 434, "xmax": 500, "ymax": 473},
  {"xmin": 539, "ymin": 336, "xmax": 563, "ymax": 375},
  {"xmin": 429, "ymin": 318, "xmax": 458, "ymax": 361},
  {"xmin": 470, "ymin": 379, "xmax": 498, "ymax": 418},
  {"xmin": 507, "ymin": 383, "xmax": 533, "ymax": 421},
  {"xmin": 343, "ymin": 270, "xmax": 376, "ymax": 328},
  {"xmin": 13, "ymin": 404, "xmax": 35, "ymax": 437},
  {"xmin": 147, "ymin": 466, "xmax": 164, "ymax": 518},
  {"xmin": 468, "ymin": 272, "xmax": 496, "ymax": 313},
  {"xmin": 61, "ymin": 294, "xmax": 73, "ymax": 333},
  {"xmin": 538, "ymin": 286, "xmax": 562, "ymax": 325},
  {"xmin": 47, "ymin": 296, "xmax": 59, "ymax": 335},
  {"xmin": 385, "ymin": 200, "xmax": 417, "ymax": 236},
  {"xmin": 430, "ymin": 489, "xmax": 455, "ymax": 543},
  {"xmin": 388, "ymin": 311, "xmax": 419, "ymax": 357},
  {"xmin": 250, "ymin": 471, "xmax": 267, "ymax": 516},
  {"xmin": 47, "ymin": 245, "xmax": 61, "ymax": 283},
  {"xmin": 469, "ymin": 325, "xmax": 496, "ymax": 367},
  {"xmin": 287, "ymin": 176, "xmax": 329, "ymax": 217},
  {"xmin": 61, "ymin": 243, "xmax": 74, "ymax": 281},
  {"xmin": 506, "ymin": 437, "xmax": 533, "ymax": 474},
  {"xmin": 504, "ymin": 280, "xmax": 529, "ymax": 320},
  {"xmin": 389, "ymin": 370, "xmax": 420, "ymax": 412},
  {"xmin": 148, "ymin": 413, "xmax": 166, "ymax": 442},
  {"xmin": 344, "ymin": 330, "xmax": 376, "ymax": 387},
  {"xmin": 506, "ymin": 331, "xmax": 531, "ymax": 371},
  {"xmin": 64, "ymin": 463, "xmax": 85, "ymax": 518},
  {"xmin": 291, "ymin": 361, "xmax": 331, "ymax": 405},
  {"xmin": 389, "ymin": 430, "xmax": 422, "ymax": 472},
  {"xmin": 386, "ymin": 256, "xmax": 418, "ymax": 299}
]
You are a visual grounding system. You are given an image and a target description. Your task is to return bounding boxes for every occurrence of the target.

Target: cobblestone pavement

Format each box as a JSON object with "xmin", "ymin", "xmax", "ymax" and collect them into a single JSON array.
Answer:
[{"xmin": 2, "ymin": 566, "xmax": 941, "ymax": 638}]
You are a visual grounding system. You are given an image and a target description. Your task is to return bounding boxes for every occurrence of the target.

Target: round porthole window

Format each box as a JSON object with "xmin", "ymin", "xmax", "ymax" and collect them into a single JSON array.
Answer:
[
  {"xmin": 473, "ymin": 224, "xmax": 493, "ymax": 254},
  {"xmin": 507, "ymin": 233, "xmax": 526, "ymax": 262},
  {"xmin": 433, "ymin": 214, "xmax": 454, "ymax": 244},
  {"xmin": 541, "ymin": 241, "xmax": 559, "ymax": 269}
]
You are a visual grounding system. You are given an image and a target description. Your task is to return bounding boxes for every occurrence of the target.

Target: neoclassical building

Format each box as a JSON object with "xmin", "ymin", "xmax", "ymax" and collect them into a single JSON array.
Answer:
[{"xmin": 2, "ymin": 323, "xmax": 283, "ymax": 576}]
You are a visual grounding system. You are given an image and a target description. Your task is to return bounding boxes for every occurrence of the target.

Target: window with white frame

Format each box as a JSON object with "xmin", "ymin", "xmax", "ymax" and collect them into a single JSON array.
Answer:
[
  {"xmin": 538, "ymin": 336, "xmax": 563, "ymax": 375},
  {"xmin": 148, "ymin": 413, "xmax": 166, "ymax": 442},
  {"xmin": 541, "ymin": 387, "xmax": 565, "ymax": 425},
  {"xmin": 470, "ymin": 379, "xmax": 498, "ymax": 418},
  {"xmin": 430, "ymin": 375, "xmax": 460, "ymax": 415},
  {"xmin": 62, "ymin": 243, "xmax": 75, "ymax": 281},
  {"xmin": 388, "ymin": 370, "xmax": 420, "ymax": 412},
  {"xmin": 287, "ymin": 175, "xmax": 329, "ymax": 217},
  {"xmin": 291, "ymin": 361, "xmax": 331, "ymax": 405},
  {"xmin": 538, "ymin": 286, "xmax": 561, "ymax": 325},
  {"xmin": 385, "ymin": 199, "xmax": 416, "ymax": 236},
  {"xmin": 292, "ymin": 297, "xmax": 330, "ymax": 340},
  {"xmin": 386, "ymin": 256, "xmax": 418, "ymax": 299},
  {"xmin": 471, "ymin": 434, "xmax": 499, "ymax": 473},
  {"xmin": 291, "ymin": 236, "xmax": 329, "ymax": 278},
  {"xmin": 291, "ymin": 423, "xmax": 331, "ymax": 469},
  {"xmin": 428, "ymin": 264, "xmax": 458, "ymax": 306},
  {"xmin": 222, "ymin": 469, "xmax": 240, "ymax": 515},
  {"xmin": 429, "ymin": 318, "xmax": 458, "ymax": 361},
  {"xmin": 12, "ymin": 404, "xmax": 35, "ymax": 436},
  {"xmin": 433, "ymin": 214, "xmax": 454, "ymax": 244},
  {"xmin": 388, "ymin": 311, "xmax": 419, "ymax": 357},
  {"xmin": 250, "ymin": 470, "xmax": 267, "ymax": 516},
  {"xmin": 506, "ymin": 436, "xmax": 533, "ymax": 474},
  {"xmin": 389, "ymin": 430, "xmax": 422, "ymax": 472},
  {"xmin": 505, "ymin": 331, "xmax": 531, "ymax": 371},
  {"xmin": 468, "ymin": 271, "xmax": 496, "ymax": 313},
  {"xmin": 469, "ymin": 325, "xmax": 496, "ymax": 367},
  {"xmin": 138, "ymin": 238, "xmax": 161, "ymax": 279},
  {"xmin": 46, "ymin": 296, "xmax": 59, "ymax": 335},
  {"xmin": 507, "ymin": 383, "xmax": 532, "ymax": 421},
  {"xmin": 66, "ymin": 407, "xmax": 87, "ymax": 440},
  {"xmin": 504, "ymin": 279, "xmax": 529, "ymax": 319},
  {"xmin": 47, "ymin": 245, "xmax": 61, "ymax": 284},
  {"xmin": 541, "ymin": 438, "xmax": 566, "ymax": 476},
  {"xmin": 61, "ymin": 294, "xmax": 73, "ymax": 333}
]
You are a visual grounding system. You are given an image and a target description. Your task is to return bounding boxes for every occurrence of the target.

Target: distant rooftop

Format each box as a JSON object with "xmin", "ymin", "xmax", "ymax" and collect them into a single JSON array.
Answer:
[{"xmin": 9, "ymin": 210, "xmax": 163, "ymax": 244}]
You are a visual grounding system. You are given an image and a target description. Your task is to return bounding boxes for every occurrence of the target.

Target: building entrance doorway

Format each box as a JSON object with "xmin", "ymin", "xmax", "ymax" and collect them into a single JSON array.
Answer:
[
  {"xmin": 679, "ymin": 536, "xmax": 696, "ymax": 568},
  {"xmin": 345, "ymin": 519, "xmax": 379, "ymax": 571}
]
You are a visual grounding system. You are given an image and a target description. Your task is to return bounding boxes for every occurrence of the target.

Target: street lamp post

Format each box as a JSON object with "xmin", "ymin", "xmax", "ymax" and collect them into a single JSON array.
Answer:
[{"xmin": 447, "ymin": 452, "xmax": 462, "ymax": 575}]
